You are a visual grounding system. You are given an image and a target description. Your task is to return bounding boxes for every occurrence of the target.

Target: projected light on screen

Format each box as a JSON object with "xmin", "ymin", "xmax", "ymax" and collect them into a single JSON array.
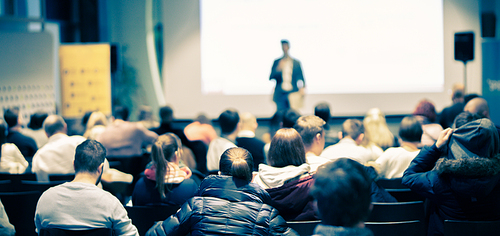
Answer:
[{"xmin": 200, "ymin": 0, "xmax": 444, "ymax": 95}]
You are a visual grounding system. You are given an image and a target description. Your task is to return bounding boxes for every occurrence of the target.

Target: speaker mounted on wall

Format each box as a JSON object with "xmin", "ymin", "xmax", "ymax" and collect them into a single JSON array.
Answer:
[{"xmin": 454, "ymin": 32, "xmax": 474, "ymax": 62}]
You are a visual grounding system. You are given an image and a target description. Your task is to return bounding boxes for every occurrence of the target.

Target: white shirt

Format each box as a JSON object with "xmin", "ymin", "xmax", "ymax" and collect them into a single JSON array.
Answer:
[
  {"xmin": 305, "ymin": 152, "xmax": 330, "ymax": 173},
  {"xmin": 32, "ymin": 133, "xmax": 86, "ymax": 182},
  {"xmin": 35, "ymin": 182, "xmax": 138, "ymax": 235},
  {"xmin": 281, "ymin": 57, "xmax": 293, "ymax": 91},
  {"xmin": 0, "ymin": 143, "xmax": 29, "ymax": 174},
  {"xmin": 321, "ymin": 138, "xmax": 377, "ymax": 164},
  {"xmin": 206, "ymin": 137, "xmax": 236, "ymax": 172},
  {"xmin": 375, "ymin": 147, "xmax": 420, "ymax": 179}
]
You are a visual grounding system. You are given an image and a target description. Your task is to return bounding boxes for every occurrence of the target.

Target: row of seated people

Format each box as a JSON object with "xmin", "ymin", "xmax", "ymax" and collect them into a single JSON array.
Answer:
[{"xmin": 0, "ymin": 93, "xmax": 498, "ymax": 235}]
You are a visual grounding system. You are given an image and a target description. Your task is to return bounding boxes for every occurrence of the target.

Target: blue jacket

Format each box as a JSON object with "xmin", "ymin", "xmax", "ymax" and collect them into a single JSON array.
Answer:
[
  {"xmin": 402, "ymin": 118, "xmax": 500, "ymax": 236},
  {"xmin": 146, "ymin": 175, "xmax": 297, "ymax": 236}
]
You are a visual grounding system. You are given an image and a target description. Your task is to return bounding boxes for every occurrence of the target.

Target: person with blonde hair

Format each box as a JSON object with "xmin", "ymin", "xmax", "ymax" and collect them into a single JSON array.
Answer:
[
  {"xmin": 146, "ymin": 147, "xmax": 297, "ymax": 236},
  {"xmin": 132, "ymin": 133, "xmax": 198, "ymax": 206},
  {"xmin": 83, "ymin": 111, "xmax": 108, "ymax": 140},
  {"xmin": 362, "ymin": 108, "xmax": 395, "ymax": 151}
]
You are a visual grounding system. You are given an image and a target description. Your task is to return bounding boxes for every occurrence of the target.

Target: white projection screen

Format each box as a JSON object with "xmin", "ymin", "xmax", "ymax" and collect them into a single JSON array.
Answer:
[{"xmin": 164, "ymin": 0, "xmax": 449, "ymax": 119}]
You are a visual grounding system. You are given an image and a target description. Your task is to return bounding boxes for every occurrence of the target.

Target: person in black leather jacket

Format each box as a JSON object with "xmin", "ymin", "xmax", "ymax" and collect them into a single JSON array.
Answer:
[{"xmin": 146, "ymin": 147, "xmax": 297, "ymax": 236}]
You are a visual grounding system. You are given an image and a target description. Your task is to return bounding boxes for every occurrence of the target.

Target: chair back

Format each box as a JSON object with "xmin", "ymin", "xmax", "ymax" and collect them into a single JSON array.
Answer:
[
  {"xmin": 376, "ymin": 178, "xmax": 406, "ymax": 189},
  {"xmin": 368, "ymin": 201, "xmax": 425, "ymax": 222},
  {"xmin": 286, "ymin": 220, "xmax": 321, "ymax": 236},
  {"xmin": 20, "ymin": 180, "xmax": 66, "ymax": 193},
  {"xmin": 0, "ymin": 173, "xmax": 37, "ymax": 191},
  {"xmin": 39, "ymin": 228, "xmax": 113, "ymax": 236},
  {"xmin": 386, "ymin": 188, "xmax": 425, "ymax": 202},
  {"xmin": 0, "ymin": 180, "xmax": 13, "ymax": 192},
  {"xmin": 0, "ymin": 191, "xmax": 42, "ymax": 236},
  {"xmin": 125, "ymin": 205, "xmax": 180, "ymax": 236},
  {"xmin": 365, "ymin": 220, "xmax": 423, "ymax": 236},
  {"xmin": 444, "ymin": 220, "xmax": 500, "ymax": 236},
  {"xmin": 49, "ymin": 174, "xmax": 75, "ymax": 181}
]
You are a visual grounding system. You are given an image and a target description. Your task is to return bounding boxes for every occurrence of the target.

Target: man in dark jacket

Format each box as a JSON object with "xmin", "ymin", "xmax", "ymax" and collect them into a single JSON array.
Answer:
[
  {"xmin": 146, "ymin": 175, "xmax": 297, "ymax": 236},
  {"xmin": 403, "ymin": 117, "xmax": 500, "ymax": 236}
]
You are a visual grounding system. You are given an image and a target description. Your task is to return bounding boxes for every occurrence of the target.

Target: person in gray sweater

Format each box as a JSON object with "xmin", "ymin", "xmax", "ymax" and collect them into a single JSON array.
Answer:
[{"xmin": 35, "ymin": 140, "xmax": 138, "ymax": 236}]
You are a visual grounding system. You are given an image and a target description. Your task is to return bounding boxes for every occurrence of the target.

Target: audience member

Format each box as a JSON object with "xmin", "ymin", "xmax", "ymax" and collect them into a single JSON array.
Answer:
[
  {"xmin": 132, "ymin": 133, "xmax": 198, "ymax": 206},
  {"xmin": 236, "ymin": 112, "xmax": 266, "ymax": 170},
  {"xmin": 314, "ymin": 102, "xmax": 339, "ymax": 146},
  {"xmin": 83, "ymin": 111, "xmax": 108, "ymax": 140},
  {"xmin": 183, "ymin": 113, "xmax": 217, "ymax": 146},
  {"xmin": 253, "ymin": 128, "xmax": 317, "ymax": 221},
  {"xmin": 32, "ymin": 115, "xmax": 87, "ymax": 181},
  {"xmin": 322, "ymin": 119, "xmax": 377, "ymax": 164},
  {"xmin": 206, "ymin": 109, "xmax": 239, "ymax": 173},
  {"xmin": 310, "ymin": 158, "xmax": 374, "ymax": 236},
  {"xmin": 403, "ymin": 118, "xmax": 500, "ymax": 236},
  {"xmin": 146, "ymin": 147, "xmax": 297, "ymax": 236},
  {"xmin": 413, "ymin": 99, "xmax": 443, "ymax": 146},
  {"xmin": 294, "ymin": 115, "xmax": 330, "ymax": 172},
  {"xmin": 463, "ymin": 97, "xmax": 500, "ymax": 139},
  {"xmin": 137, "ymin": 105, "xmax": 159, "ymax": 129},
  {"xmin": 3, "ymin": 108, "xmax": 37, "ymax": 158},
  {"xmin": 0, "ymin": 119, "xmax": 28, "ymax": 174},
  {"xmin": 375, "ymin": 116, "xmax": 422, "ymax": 179},
  {"xmin": 97, "ymin": 106, "xmax": 158, "ymax": 157},
  {"xmin": 152, "ymin": 106, "xmax": 209, "ymax": 174},
  {"xmin": 362, "ymin": 108, "xmax": 395, "ymax": 151},
  {"xmin": 21, "ymin": 111, "xmax": 49, "ymax": 148},
  {"xmin": 282, "ymin": 108, "xmax": 301, "ymax": 128},
  {"xmin": 439, "ymin": 83, "xmax": 465, "ymax": 129},
  {"xmin": 35, "ymin": 140, "xmax": 138, "ymax": 235}
]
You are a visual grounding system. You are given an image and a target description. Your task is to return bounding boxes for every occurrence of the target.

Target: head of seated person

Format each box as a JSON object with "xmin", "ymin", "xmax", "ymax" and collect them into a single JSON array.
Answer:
[
  {"xmin": 219, "ymin": 147, "xmax": 254, "ymax": 183},
  {"xmin": 113, "ymin": 106, "xmax": 129, "ymax": 121},
  {"xmin": 340, "ymin": 119, "xmax": 364, "ymax": 145},
  {"xmin": 310, "ymin": 158, "xmax": 372, "ymax": 228},
  {"xmin": 218, "ymin": 109, "xmax": 240, "ymax": 136},
  {"xmin": 399, "ymin": 116, "xmax": 423, "ymax": 144},
  {"xmin": 282, "ymin": 109, "xmax": 301, "ymax": 128},
  {"xmin": 267, "ymin": 128, "xmax": 306, "ymax": 168}
]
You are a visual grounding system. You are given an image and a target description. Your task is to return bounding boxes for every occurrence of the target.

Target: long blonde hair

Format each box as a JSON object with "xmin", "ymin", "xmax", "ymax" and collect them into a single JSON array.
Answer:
[
  {"xmin": 151, "ymin": 133, "xmax": 181, "ymax": 199},
  {"xmin": 362, "ymin": 108, "xmax": 394, "ymax": 150}
]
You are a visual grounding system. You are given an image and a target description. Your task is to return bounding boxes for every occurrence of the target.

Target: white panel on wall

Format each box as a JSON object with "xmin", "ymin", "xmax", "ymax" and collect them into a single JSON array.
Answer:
[{"xmin": 0, "ymin": 31, "xmax": 56, "ymax": 124}]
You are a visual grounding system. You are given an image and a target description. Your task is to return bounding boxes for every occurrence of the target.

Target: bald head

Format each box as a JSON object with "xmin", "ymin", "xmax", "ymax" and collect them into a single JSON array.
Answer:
[
  {"xmin": 464, "ymin": 97, "xmax": 490, "ymax": 118},
  {"xmin": 239, "ymin": 112, "xmax": 258, "ymax": 132},
  {"xmin": 43, "ymin": 115, "xmax": 67, "ymax": 137}
]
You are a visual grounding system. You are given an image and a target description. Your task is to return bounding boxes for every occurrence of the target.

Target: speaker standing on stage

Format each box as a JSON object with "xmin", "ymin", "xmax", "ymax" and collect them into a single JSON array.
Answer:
[{"xmin": 270, "ymin": 40, "xmax": 305, "ymax": 111}]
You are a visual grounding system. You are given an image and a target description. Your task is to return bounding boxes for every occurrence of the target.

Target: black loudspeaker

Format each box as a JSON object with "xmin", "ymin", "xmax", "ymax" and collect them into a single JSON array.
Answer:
[
  {"xmin": 454, "ymin": 32, "xmax": 474, "ymax": 62},
  {"xmin": 111, "ymin": 44, "xmax": 119, "ymax": 74},
  {"xmin": 482, "ymin": 12, "xmax": 496, "ymax": 38}
]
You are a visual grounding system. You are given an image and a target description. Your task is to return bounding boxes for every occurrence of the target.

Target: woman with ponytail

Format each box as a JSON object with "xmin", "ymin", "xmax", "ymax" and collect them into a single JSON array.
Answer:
[
  {"xmin": 132, "ymin": 133, "xmax": 198, "ymax": 206},
  {"xmin": 146, "ymin": 147, "xmax": 297, "ymax": 236}
]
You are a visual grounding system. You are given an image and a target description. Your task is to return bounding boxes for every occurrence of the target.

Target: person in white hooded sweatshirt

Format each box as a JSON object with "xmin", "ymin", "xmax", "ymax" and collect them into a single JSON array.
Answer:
[{"xmin": 253, "ymin": 128, "xmax": 317, "ymax": 221}]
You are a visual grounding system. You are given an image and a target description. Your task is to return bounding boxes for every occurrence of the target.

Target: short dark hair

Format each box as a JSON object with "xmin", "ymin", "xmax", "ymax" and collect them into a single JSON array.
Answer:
[
  {"xmin": 218, "ymin": 109, "xmax": 239, "ymax": 135},
  {"xmin": 310, "ymin": 158, "xmax": 372, "ymax": 227},
  {"xmin": 0, "ymin": 119, "xmax": 6, "ymax": 146},
  {"xmin": 219, "ymin": 147, "xmax": 254, "ymax": 183},
  {"xmin": 43, "ymin": 115, "xmax": 67, "ymax": 137},
  {"xmin": 282, "ymin": 109, "xmax": 300, "ymax": 128},
  {"xmin": 294, "ymin": 115, "xmax": 325, "ymax": 147},
  {"xmin": 28, "ymin": 111, "xmax": 48, "ymax": 130},
  {"xmin": 74, "ymin": 140, "xmax": 106, "ymax": 173},
  {"xmin": 453, "ymin": 111, "xmax": 485, "ymax": 129},
  {"xmin": 268, "ymin": 128, "xmax": 306, "ymax": 167},
  {"xmin": 159, "ymin": 106, "xmax": 173, "ymax": 122},
  {"xmin": 281, "ymin": 39, "xmax": 289, "ymax": 45},
  {"xmin": 399, "ymin": 116, "xmax": 423, "ymax": 143},
  {"xmin": 81, "ymin": 111, "xmax": 93, "ymax": 127},
  {"xmin": 341, "ymin": 119, "xmax": 364, "ymax": 140},
  {"xmin": 113, "ymin": 106, "xmax": 129, "ymax": 121},
  {"xmin": 314, "ymin": 102, "xmax": 331, "ymax": 124},
  {"xmin": 3, "ymin": 108, "xmax": 19, "ymax": 128}
]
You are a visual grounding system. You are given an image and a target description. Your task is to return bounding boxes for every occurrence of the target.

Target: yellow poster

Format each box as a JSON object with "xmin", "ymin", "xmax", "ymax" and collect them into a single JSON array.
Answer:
[{"xmin": 59, "ymin": 44, "xmax": 112, "ymax": 118}]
